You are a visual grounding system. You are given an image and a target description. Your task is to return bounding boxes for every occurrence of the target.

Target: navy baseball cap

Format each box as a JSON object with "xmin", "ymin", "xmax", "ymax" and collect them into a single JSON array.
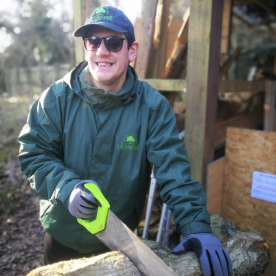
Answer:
[{"xmin": 74, "ymin": 6, "xmax": 135, "ymax": 39}]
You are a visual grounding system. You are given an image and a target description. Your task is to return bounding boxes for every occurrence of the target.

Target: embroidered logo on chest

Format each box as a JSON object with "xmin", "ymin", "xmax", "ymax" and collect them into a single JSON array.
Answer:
[{"xmin": 117, "ymin": 133, "xmax": 140, "ymax": 150}]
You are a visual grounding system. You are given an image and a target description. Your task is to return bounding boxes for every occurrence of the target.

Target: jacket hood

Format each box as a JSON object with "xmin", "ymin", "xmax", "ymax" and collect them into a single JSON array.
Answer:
[{"xmin": 64, "ymin": 61, "xmax": 141, "ymax": 110}]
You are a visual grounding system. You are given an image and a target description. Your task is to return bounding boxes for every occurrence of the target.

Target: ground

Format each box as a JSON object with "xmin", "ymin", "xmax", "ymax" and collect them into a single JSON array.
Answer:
[{"xmin": 0, "ymin": 94, "xmax": 44, "ymax": 276}]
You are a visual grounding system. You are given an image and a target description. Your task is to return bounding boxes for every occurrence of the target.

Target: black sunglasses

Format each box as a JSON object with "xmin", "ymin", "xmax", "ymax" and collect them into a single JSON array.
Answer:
[{"xmin": 84, "ymin": 36, "xmax": 126, "ymax": 52}]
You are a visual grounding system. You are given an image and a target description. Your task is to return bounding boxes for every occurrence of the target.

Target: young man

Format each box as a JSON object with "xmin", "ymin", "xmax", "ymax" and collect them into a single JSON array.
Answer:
[{"xmin": 18, "ymin": 6, "xmax": 232, "ymax": 275}]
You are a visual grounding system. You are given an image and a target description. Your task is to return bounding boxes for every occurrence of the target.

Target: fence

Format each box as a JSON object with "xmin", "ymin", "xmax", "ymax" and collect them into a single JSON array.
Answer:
[{"xmin": 2, "ymin": 63, "xmax": 71, "ymax": 95}]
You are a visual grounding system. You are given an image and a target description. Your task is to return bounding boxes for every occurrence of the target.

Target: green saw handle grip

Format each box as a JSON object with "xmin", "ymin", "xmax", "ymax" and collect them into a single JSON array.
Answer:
[{"xmin": 77, "ymin": 183, "xmax": 110, "ymax": 234}]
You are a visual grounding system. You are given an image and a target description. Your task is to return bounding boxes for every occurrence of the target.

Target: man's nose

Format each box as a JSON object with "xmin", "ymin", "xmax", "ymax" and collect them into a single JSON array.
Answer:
[{"xmin": 96, "ymin": 39, "xmax": 109, "ymax": 56}]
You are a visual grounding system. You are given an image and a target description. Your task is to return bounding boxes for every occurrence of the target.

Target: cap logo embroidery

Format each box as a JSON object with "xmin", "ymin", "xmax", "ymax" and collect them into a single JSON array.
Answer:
[
  {"xmin": 88, "ymin": 7, "xmax": 113, "ymax": 23},
  {"xmin": 95, "ymin": 7, "xmax": 108, "ymax": 15}
]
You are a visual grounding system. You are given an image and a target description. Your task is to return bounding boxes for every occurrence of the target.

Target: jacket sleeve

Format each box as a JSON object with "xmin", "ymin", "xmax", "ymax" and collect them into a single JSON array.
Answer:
[
  {"xmin": 18, "ymin": 86, "xmax": 80, "ymax": 207},
  {"xmin": 146, "ymin": 97, "xmax": 212, "ymax": 237}
]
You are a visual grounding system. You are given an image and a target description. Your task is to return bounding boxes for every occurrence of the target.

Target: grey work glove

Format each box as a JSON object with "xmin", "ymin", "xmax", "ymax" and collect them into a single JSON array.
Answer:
[{"xmin": 68, "ymin": 180, "xmax": 101, "ymax": 219}]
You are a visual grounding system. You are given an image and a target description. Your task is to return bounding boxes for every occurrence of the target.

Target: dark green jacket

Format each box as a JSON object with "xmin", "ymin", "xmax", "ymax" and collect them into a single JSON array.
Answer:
[{"xmin": 18, "ymin": 62, "xmax": 211, "ymax": 253}]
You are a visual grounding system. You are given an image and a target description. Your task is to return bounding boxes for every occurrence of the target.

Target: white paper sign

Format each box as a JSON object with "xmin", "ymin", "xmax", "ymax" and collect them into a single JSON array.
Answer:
[{"xmin": 251, "ymin": 171, "xmax": 276, "ymax": 203}]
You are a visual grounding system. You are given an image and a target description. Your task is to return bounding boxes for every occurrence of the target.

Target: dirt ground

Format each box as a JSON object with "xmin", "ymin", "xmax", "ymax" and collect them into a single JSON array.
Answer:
[
  {"xmin": 0, "ymin": 94, "xmax": 45, "ymax": 276},
  {"xmin": 0, "ymin": 162, "xmax": 44, "ymax": 276}
]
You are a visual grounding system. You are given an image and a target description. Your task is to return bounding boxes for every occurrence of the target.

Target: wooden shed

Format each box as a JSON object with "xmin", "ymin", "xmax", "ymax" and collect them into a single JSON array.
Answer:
[{"xmin": 73, "ymin": 1, "xmax": 276, "ymax": 275}]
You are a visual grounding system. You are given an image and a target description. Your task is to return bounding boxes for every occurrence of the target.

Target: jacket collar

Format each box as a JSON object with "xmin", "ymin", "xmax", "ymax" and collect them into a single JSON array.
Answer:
[{"xmin": 67, "ymin": 61, "xmax": 139, "ymax": 110}]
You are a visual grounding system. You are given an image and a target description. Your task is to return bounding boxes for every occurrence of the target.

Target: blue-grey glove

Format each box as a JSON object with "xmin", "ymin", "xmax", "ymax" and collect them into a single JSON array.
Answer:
[
  {"xmin": 172, "ymin": 233, "xmax": 232, "ymax": 276},
  {"xmin": 68, "ymin": 180, "xmax": 101, "ymax": 219}
]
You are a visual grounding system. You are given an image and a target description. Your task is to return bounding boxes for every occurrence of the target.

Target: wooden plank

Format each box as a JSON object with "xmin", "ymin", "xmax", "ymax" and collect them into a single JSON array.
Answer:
[
  {"xmin": 222, "ymin": 127, "xmax": 276, "ymax": 275},
  {"xmin": 221, "ymin": 0, "xmax": 233, "ymax": 54},
  {"xmin": 166, "ymin": 17, "xmax": 183, "ymax": 61},
  {"xmin": 162, "ymin": 7, "xmax": 190, "ymax": 106},
  {"xmin": 206, "ymin": 157, "xmax": 225, "ymax": 215},
  {"xmin": 264, "ymin": 81, "xmax": 276, "ymax": 131},
  {"xmin": 135, "ymin": 0, "xmax": 158, "ymax": 79},
  {"xmin": 185, "ymin": 0, "xmax": 224, "ymax": 188},
  {"xmin": 219, "ymin": 80, "xmax": 265, "ymax": 93},
  {"xmin": 142, "ymin": 79, "xmax": 186, "ymax": 91},
  {"xmin": 217, "ymin": 91, "xmax": 261, "ymax": 101},
  {"xmin": 151, "ymin": 0, "xmax": 170, "ymax": 78},
  {"xmin": 163, "ymin": 7, "xmax": 190, "ymax": 79},
  {"xmin": 214, "ymin": 109, "xmax": 264, "ymax": 148},
  {"xmin": 141, "ymin": 79, "xmax": 266, "ymax": 93}
]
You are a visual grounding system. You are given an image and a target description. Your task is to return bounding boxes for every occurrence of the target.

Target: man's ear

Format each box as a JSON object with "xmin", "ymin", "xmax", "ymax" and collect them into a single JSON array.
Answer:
[{"xmin": 128, "ymin": 41, "xmax": 139, "ymax": 63}]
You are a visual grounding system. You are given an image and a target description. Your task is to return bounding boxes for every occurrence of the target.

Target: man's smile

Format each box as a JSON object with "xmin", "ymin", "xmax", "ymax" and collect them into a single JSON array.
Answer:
[{"xmin": 96, "ymin": 62, "xmax": 113, "ymax": 67}]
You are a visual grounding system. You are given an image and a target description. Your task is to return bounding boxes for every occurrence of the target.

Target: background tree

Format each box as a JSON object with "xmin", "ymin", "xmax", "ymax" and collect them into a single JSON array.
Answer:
[
  {"xmin": 1, "ymin": 0, "xmax": 74, "ymax": 68},
  {"xmin": 231, "ymin": 17, "xmax": 276, "ymax": 80}
]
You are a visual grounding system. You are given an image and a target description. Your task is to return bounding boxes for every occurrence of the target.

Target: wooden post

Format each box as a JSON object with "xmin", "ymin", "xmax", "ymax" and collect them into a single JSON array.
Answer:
[
  {"xmin": 220, "ymin": 0, "xmax": 233, "ymax": 55},
  {"xmin": 185, "ymin": 0, "xmax": 224, "ymax": 189},
  {"xmin": 135, "ymin": 0, "xmax": 158, "ymax": 79},
  {"xmin": 151, "ymin": 0, "xmax": 170, "ymax": 78},
  {"xmin": 264, "ymin": 81, "xmax": 276, "ymax": 131}
]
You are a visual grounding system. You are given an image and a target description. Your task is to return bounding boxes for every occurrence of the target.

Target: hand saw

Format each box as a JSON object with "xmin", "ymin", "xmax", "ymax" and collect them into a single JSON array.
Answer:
[{"xmin": 78, "ymin": 183, "xmax": 177, "ymax": 276}]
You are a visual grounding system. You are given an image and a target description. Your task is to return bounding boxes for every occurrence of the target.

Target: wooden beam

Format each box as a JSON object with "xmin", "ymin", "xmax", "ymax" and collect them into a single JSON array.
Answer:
[
  {"xmin": 166, "ymin": 17, "xmax": 183, "ymax": 61},
  {"xmin": 185, "ymin": 0, "xmax": 224, "ymax": 189},
  {"xmin": 162, "ymin": 7, "xmax": 190, "ymax": 106},
  {"xmin": 142, "ymin": 79, "xmax": 266, "ymax": 94},
  {"xmin": 143, "ymin": 79, "xmax": 186, "ymax": 92},
  {"xmin": 219, "ymin": 80, "xmax": 265, "ymax": 93},
  {"xmin": 264, "ymin": 81, "xmax": 276, "ymax": 131},
  {"xmin": 151, "ymin": 0, "xmax": 170, "ymax": 78},
  {"xmin": 221, "ymin": 0, "xmax": 233, "ymax": 55},
  {"xmin": 135, "ymin": 0, "xmax": 158, "ymax": 79},
  {"xmin": 163, "ymin": 7, "xmax": 190, "ymax": 79},
  {"xmin": 232, "ymin": 10, "xmax": 253, "ymax": 27}
]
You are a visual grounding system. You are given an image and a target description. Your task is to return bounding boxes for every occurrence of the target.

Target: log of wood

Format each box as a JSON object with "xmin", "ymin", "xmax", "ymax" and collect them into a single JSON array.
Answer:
[{"xmin": 26, "ymin": 214, "xmax": 270, "ymax": 276}]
